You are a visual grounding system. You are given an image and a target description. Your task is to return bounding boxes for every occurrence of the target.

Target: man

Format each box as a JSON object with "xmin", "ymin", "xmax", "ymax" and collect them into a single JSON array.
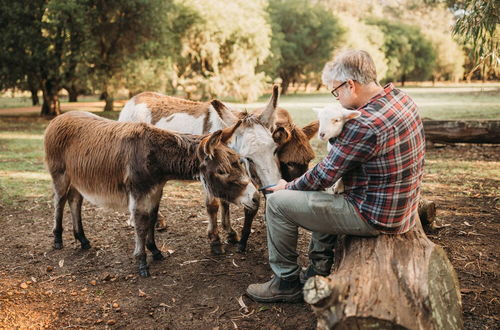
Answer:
[{"xmin": 246, "ymin": 50, "xmax": 426, "ymax": 303}]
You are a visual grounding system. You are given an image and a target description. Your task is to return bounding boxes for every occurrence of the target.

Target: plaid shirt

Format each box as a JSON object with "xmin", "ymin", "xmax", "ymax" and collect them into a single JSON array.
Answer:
[{"xmin": 286, "ymin": 83, "xmax": 425, "ymax": 234}]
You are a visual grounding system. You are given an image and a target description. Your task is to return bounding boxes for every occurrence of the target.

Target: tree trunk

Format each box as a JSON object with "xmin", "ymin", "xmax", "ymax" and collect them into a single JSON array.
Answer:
[
  {"xmin": 423, "ymin": 120, "xmax": 500, "ymax": 144},
  {"xmin": 30, "ymin": 89, "xmax": 39, "ymax": 106},
  {"xmin": 40, "ymin": 80, "xmax": 61, "ymax": 117},
  {"xmin": 104, "ymin": 96, "xmax": 114, "ymax": 111},
  {"xmin": 65, "ymin": 86, "xmax": 79, "ymax": 102},
  {"xmin": 101, "ymin": 88, "xmax": 114, "ymax": 111},
  {"xmin": 303, "ymin": 216, "xmax": 463, "ymax": 330},
  {"xmin": 281, "ymin": 77, "xmax": 290, "ymax": 95}
]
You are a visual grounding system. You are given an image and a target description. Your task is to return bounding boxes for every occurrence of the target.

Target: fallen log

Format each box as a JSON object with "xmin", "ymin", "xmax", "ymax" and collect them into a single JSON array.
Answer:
[
  {"xmin": 304, "ymin": 216, "xmax": 462, "ymax": 329},
  {"xmin": 423, "ymin": 120, "xmax": 500, "ymax": 144}
]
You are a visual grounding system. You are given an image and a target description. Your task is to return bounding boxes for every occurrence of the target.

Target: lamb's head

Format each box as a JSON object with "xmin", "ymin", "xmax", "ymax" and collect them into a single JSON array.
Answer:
[{"xmin": 312, "ymin": 104, "xmax": 361, "ymax": 142}]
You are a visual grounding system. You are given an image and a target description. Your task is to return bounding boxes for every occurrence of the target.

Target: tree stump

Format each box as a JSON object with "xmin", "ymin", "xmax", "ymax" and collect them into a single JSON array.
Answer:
[{"xmin": 303, "ymin": 217, "xmax": 463, "ymax": 329}]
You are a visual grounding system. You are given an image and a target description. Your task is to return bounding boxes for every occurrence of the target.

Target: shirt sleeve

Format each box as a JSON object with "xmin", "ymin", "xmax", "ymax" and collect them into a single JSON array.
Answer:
[{"xmin": 286, "ymin": 121, "xmax": 379, "ymax": 191}]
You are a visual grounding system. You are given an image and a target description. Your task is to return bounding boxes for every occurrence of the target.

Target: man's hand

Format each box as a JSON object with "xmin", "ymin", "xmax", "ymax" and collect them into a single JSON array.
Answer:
[{"xmin": 268, "ymin": 179, "xmax": 288, "ymax": 192}]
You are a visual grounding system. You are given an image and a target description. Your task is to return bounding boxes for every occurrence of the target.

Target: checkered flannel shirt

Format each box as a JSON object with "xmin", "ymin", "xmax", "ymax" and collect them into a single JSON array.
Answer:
[{"xmin": 286, "ymin": 83, "xmax": 425, "ymax": 233}]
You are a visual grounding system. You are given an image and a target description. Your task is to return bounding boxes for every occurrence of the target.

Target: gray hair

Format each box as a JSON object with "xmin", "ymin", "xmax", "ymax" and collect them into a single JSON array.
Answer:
[{"xmin": 322, "ymin": 50, "xmax": 378, "ymax": 88}]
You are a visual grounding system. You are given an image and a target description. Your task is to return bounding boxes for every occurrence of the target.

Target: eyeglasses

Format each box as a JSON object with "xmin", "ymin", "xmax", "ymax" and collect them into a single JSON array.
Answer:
[{"xmin": 331, "ymin": 81, "xmax": 347, "ymax": 97}]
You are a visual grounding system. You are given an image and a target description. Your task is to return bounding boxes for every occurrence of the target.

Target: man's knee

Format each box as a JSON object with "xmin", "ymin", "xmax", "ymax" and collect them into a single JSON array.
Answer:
[{"xmin": 266, "ymin": 190, "xmax": 292, "ymax": 219}]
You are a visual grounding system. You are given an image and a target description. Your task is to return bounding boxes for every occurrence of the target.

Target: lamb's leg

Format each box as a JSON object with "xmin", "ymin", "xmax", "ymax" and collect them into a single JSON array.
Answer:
[
  {"xmin": 51, "ymin": 174, "xmax": 69, "ymax": 250},
  {"xmin": 205, "ymin": 195, "xmax": 223, "ymax": 255},
  {"xmin": 220, "ymin": 200, "xmax": 238, "ymax": 244},
  {"xmin": 67, "ymin": 187, "xmax": 90, "ymax": 249}
]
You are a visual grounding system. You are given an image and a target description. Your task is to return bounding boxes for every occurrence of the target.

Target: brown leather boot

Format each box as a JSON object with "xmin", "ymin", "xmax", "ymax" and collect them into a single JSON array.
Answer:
[{"xmin": 246, "ymin": 275, "xmax": 303, "ymax": 303}]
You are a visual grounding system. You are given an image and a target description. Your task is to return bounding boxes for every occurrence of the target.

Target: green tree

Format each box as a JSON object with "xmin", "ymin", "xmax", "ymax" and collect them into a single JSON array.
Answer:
[
  {"xmin": 382, "ymin": 1, "xmax": 466, "ymax": 82},
  {"xmin": 0, "ymin": 0, "xmax": 90, "ymax": 115},
  {"xmin": 265, "ymin": 0, "xmax": 344, "ymax": 94},
  {"xmin": 169, "ymin": 0, "xmax": 271, "ymax": 102},
  {"xmin": 336, "ymin": 15, "xmax": 388, "ymax": 82},
  {"xmin": 426, "ymin": 0, "xmax": 499, "ymax": 74},
  {"xmin": 368, "ymin": 20, "xmax": 436, "ymax": 85},
  {"xmin": 84, "ymin": 0, "xmax": 172, "ymax": 111}
]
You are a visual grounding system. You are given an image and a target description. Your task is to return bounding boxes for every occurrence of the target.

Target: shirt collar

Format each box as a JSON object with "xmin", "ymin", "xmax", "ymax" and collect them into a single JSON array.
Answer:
[{"xmin": 358, "ymin": 83, "xmax": 394, "ymax": 110}]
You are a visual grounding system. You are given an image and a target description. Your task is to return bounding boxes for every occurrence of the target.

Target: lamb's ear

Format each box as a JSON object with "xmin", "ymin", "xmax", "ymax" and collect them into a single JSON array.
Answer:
[
  {"xmin": 220, "ymin": 120, "xmax": 242, "ymax": 144},
  {"xmin": 302, "ymin": 120, "xmax": 319, "ymax": 140},
  {"xmin": 342, "ymin": 109, "xmax": 361, "ymax": 120},
  {"xmin": 312, "ymin": 107, "xmax": 322, "ymax": 116}
]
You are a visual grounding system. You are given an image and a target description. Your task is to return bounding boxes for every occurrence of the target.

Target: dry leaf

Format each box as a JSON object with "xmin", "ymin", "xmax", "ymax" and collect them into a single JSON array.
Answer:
[
  {"xmin": 20, "ymin": 282, "xmax": 28, "ymax": 289},
  {"xmin": 236, "ymin": 296, "xmax": 248, "ymax": 314},
  {"xmin": 232, "ymin": 259, "xmax": 239, "ymax": 268},
  {"xmin": 464, "ymin": 221, "xmax": 472, "ymax": 227},
  {"xmin": 58, "ymin": 259, "xmax": 64, "ymax": 268},
  {"xmin": 138, "ymin": 289, "xmax": 147, "ymax": 297}
]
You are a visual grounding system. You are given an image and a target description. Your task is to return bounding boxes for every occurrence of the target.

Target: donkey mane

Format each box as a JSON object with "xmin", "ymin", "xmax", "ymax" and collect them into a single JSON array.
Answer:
[{"xmin": 235, "ymin": 111, "xmax": 266, "ymax": 128}]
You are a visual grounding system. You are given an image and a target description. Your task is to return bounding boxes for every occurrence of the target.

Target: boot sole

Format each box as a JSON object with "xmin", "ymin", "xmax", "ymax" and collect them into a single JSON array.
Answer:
[{"xmin": 246, "ymin": 290, "xmax": 303, "ymax": 303}]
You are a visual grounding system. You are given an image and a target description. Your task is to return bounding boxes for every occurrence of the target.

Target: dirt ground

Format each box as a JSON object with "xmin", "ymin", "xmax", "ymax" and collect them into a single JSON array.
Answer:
[{"xmin": 0, "ymin": 140, "xmax": 498, "ymax": 328}]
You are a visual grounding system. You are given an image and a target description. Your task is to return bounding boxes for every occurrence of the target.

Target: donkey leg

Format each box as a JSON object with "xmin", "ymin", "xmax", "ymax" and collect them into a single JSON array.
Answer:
[
  {"xmin": 206, "ymin": 195, "xmax": 223, "ymax": 255},
  {"xmin": 220, "ymin": 200, "xmax": 238, "ymax": 244},
  {"xmin": 132, "ymin": 210, "xmax": 150, "ymax": 277},
  {"xmin": 238, "ymin": 197, "xmax": 260, "ymax": 253},
  {"xmin": 146, "ymin": 188, "xmax": 164, "ymax": 261},
  {"xmin": 51, "ymin": 175, "xmax": 69, "ymax": 250},
  {"xmin": 67, "ymin": 187, "xmax": 91, "ymax": 250}
]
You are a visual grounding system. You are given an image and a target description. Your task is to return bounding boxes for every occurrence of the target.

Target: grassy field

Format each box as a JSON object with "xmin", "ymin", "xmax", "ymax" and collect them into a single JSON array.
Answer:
[{"xmin": 0, "ymin": 83, "xmax": 499, "ymax": 204}]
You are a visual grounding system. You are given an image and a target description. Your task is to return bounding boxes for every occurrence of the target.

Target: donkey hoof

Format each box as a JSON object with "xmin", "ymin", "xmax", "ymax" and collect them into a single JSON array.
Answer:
[
  {"xmin": 227, "ymin": 233, "xmax": 239, "ymax": 245},
  {"xmin": 237, "ymin": 242, "xmax": 247, "ymax": 253},
  {"xmin": 211, "ymin": 244, "xmax": 224, "ymax": 255},
  {"xmin": 138, "ymin": 267, "xmax": 150, "ymax": 277},
  {"xmin": 152, "ymin": 251, "xmax": 165, "ymax": 261},
  {"xmin": 81, "ymin": 241, "xmax": 91, "ymax": 250},
  {"xmin": 54, "ymin": 242, "xmax": 63, "ymax": 250}
]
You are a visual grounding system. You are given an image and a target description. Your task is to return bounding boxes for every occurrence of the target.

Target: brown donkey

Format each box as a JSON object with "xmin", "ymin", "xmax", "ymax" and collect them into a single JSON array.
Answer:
[{"xmin": 44, "ymin": 111, "xmax": 257, "ymax": 277}]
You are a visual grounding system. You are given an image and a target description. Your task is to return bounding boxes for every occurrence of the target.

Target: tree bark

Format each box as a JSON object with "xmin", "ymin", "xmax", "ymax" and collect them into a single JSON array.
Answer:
[
  {"xmin": 423, "ymin": 120, "xmax": 500, "ymax": 144},
  {"xmin": 65, "ymin": 85, "xmax": 79, "ymax": 102},
  {"xmin": 304, "ymin": 217, "xmax": 463, "ymax": 330},
  {"xmin": 281, "ymin": 77, "xmax": 290, "ymax": 95},
  {"xmin": 30, "ymin": 89, "xmax": 39, "ymax": 106},
  {"xmin": 40, "ymin": 80, "xmax": 61, "ymax": 117}
]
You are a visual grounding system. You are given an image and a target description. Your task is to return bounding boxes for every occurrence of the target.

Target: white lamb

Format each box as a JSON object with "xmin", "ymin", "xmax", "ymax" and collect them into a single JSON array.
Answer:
[{"xmin": 312, "ymin": 104, "xmax": 361, "ymax": 193}]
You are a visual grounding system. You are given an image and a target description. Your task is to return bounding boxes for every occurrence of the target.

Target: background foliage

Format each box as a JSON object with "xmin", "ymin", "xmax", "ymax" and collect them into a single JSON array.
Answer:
[{"xmin": 0, "ymin": 0, "xmax": 498, "ymax": 115}]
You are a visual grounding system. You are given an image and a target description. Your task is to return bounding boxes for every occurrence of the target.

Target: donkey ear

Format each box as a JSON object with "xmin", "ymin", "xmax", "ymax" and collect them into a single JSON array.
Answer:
[
  {"xmin": 272, "ymin": 126, "xmax": 291, "ymax": 145},
  {"xmin": 201, "ymin": 130, "xmax": 223, "ymax": 159},
  {"xmin": 258, "ymin": 85, "xmax": 279, "ymax": 129},
  {"xmin": 302, "ymin": 120, "xmax": 319, "ymax": 140},
  {"xmin": 220, "ymin": 120, "xmax": 242, "ymax": 144},
  {"xmin": 342, "ymin": 109, "xmax": 361, "ymax": 120},
  {"xmin": 210, "ymin": 99, "xmax": 238, "ymax": 126}
]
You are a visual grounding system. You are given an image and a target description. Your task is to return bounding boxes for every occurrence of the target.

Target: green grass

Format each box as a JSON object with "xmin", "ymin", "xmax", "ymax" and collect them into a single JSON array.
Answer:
[{"xmin": 0, "ymin": 119, "xmax": 51, "ymax": 204}]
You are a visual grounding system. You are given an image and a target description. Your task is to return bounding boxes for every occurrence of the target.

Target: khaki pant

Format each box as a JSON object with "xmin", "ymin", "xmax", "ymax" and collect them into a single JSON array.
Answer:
[{"xmin": 265, "ymin": 190, "xmax": 379, "ymax": 279}]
